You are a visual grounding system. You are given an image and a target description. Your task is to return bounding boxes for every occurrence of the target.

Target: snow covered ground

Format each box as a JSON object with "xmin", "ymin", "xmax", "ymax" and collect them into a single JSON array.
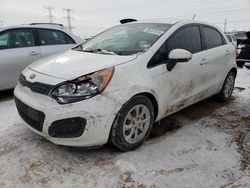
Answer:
[{"xmin": 0, "ymin": 67, "xmax": 249, "ymax": 188}]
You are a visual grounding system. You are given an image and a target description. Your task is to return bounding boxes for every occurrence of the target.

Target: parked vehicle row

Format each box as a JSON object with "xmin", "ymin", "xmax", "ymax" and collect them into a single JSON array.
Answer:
[
  {"xmin": 236, "ymin": 31, "xmax": 250, "ymax": 67},
  {"xmin": 0, "ymin": 23, "xmax": 85, "ymax": 91},
  {"xmin": 14, "ymin": 19, "xmax": 237, "ymax": 151}
]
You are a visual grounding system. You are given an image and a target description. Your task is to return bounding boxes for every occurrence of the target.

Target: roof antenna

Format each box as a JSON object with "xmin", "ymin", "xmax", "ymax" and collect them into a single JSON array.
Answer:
[{"xmin": 192, "ymin": 14, "xmax": 196, "ymax": 20}]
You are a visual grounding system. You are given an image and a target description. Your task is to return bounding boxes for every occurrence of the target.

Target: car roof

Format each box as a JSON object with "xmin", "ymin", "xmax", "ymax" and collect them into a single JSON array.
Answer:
[
  {"xmin": 123, "ymin": 18, "xmax": 224, "ymax": 35},
  {"xmin": 0, "ymin": 24, "xmax": 85, "ymax": 44},
  {"xmin": 126, "ymin": 18, "xmax": 220, "ymax": 29},
  {"xmin": 0, "ymin": 24, "xmax": 66, "ymax": 32},
  {"xmin": 136, "ymin": 18, "xmax": 182, "ymax": 24}
]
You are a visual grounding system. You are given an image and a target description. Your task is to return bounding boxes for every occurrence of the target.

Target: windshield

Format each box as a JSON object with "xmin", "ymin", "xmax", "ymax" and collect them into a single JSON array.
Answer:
[{"xmin": 76, "ymin": 23, "xmax": 172, "ymax": 55}]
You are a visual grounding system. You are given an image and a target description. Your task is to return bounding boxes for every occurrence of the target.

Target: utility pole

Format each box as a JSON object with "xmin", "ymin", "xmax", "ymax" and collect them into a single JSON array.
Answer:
[
  {"xmin": 224, "ymin": 18, "xmax": 227, "ymax": 33},
  {"xmin": 44, "ymin": 6, "xmax": 55, "ymax": 23},
  {"xmin": 192, "ymin": 14, "xmax": 196, "ymax": 20},
  {"xmin": 63, "ymin": 8, "xmax": 74, "ymax": 32}
]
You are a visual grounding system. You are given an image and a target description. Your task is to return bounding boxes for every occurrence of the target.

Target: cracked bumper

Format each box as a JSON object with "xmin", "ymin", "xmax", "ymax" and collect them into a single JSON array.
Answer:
[{"xmin": 14, "ymin": 83, "xmax": 121, "ymax": 147}]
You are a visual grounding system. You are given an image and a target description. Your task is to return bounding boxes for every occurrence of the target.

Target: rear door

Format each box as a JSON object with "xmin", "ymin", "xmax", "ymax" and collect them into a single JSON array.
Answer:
[
  {"xmin": 36, "ymin": 28, "xmax": 76, "ymax": 57},
  {"xmin": 0, "ymin": 28, "xmax": 41, "ymax": 89},
  {"xmin": 200, "ymin": 26, "xmax": 232, "ymax": 93}
]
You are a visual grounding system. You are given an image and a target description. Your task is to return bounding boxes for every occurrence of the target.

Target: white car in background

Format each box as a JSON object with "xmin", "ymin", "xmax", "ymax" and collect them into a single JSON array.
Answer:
[
  {"xmin": 14, "ymin": 19, "xmax": 237, "ymax": 151},
  {"xmin": 0, "ymin": 23, "xmax": 84, "ymax": 91}
]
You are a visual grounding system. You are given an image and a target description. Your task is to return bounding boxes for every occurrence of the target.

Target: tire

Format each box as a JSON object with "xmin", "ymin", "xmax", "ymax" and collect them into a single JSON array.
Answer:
[
  {"xmin": 109, "ymin": 95, "xmax": 154, "ymax": 151},
  {"xmin": 237, "ymin": 61, "xmax": 245, "ymax": 67},
  {"xmin": 217, "ymin": 71, "xmax": 236, "ymax": 102}
]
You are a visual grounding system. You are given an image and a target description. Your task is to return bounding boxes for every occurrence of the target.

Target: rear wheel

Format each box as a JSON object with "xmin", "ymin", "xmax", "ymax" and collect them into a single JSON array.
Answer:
[
  {"xmin": 110, "ymin": 95, "xmax": 154, "ymax": 151},
  {"xmin": 217, "ymin": 71, "xmax": 236, "ymax": 102}
]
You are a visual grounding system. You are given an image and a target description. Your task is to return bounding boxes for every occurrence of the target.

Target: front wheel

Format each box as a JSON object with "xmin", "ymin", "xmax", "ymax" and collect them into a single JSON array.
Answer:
[
  {"xmin": 109, "ymin": 95, "xmax": 154, "ymax": 151},
  {"xmin": 217, "ymin": 71, "xmax": 236, "ymax": 102}
]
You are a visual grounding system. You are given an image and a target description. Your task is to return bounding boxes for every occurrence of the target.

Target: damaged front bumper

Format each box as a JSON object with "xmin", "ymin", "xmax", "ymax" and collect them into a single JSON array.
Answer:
[{"xmin": 14, "ymin": 82, "xmax": 121, "ymax": 147}]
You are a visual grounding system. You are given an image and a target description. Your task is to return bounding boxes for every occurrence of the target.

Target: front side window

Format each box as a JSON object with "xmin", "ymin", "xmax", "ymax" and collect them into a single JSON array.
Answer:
[
  {"xmin": 0, "ymin": 29, "xmax": 35, "ymax": 49},
  {"xmin": 77, "ymin": 23, "xmax": 173, "ymax": 55},
  {"xmin": 167, "ymin": 26, "xmax": 202, "ymax": 54},
  {"xmin": 0, "ymin": 32, "xmax": 9, "ymax": 49},
  {"xmin": 203, "ymin": 27, "xmax": 225, "ymax": 49},
  {"xmin": 38, "ymin": 29, "xmax": 75, "ymax": 45},
  {"xmin": 148, "ymin": 25, "xmax": 202, "ymax": 67}
]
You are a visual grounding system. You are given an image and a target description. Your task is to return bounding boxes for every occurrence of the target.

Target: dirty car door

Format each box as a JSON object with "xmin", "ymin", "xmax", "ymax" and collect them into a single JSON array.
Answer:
[
  {"xmin": 200, "ymin": 26, "xmax": 232, "ymax": 94},
  {"xmin": 150, "ymin": 25, "xmax": 205, "ymax": 116}
]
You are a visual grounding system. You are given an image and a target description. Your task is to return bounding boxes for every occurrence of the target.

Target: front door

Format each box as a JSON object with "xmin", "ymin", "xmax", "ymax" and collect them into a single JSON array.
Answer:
[{"xmin": 154, "ymin": 25, "xmax": 206, "ymax": 116}]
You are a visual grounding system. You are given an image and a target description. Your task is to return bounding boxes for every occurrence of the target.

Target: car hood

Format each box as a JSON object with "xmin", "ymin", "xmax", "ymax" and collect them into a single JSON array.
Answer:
[{"xmin": 29, "ymin": 50, "xmax": 138, "ymax": 80}]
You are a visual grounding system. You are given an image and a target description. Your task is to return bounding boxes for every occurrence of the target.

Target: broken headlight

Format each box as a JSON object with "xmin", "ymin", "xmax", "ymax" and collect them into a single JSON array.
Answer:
[{"xmin": 51, "ymin": 67, "xmax": 114, "ymax": 104}]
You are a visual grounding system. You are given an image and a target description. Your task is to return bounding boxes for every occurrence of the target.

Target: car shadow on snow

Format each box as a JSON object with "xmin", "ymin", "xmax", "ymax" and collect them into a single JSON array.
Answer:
[{"xmin": 149, "ymin": 96, "xmax": 236, "ymax": 139}]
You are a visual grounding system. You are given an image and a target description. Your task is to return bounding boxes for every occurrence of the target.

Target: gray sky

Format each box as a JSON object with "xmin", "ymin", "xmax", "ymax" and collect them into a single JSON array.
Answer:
[{"xmin": 0, "ymin": 0, "xmax": 250, "ymax": 37}]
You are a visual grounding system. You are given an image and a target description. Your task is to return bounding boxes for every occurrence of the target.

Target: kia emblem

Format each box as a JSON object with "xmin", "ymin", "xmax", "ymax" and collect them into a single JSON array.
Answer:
[{"xmin": 30, "ymin": 74, "xmax": 36, "ymax": 79}]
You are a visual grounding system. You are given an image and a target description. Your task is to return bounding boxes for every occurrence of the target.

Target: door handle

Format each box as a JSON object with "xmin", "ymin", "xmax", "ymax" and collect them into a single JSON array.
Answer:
[
  {"xmin": 28, "ymin": 51, "xmax": 39, "ymax": 56},
  {"xmin": 225, "ymin": 50, "xmax": 231, "ymax": 56},
  {"xmin": 200, "ymin": 59, "xmax": 208, "ymax": 65}
]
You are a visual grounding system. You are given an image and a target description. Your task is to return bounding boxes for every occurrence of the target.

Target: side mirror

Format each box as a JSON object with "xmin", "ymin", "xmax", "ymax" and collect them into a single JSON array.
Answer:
[
  {"xmin": 168, "ymin": 49, "xmax": 192, "ymax": 63},
  {"xmin": 166, "ymin": 49, "xmax": 192, "ymax": 71}
]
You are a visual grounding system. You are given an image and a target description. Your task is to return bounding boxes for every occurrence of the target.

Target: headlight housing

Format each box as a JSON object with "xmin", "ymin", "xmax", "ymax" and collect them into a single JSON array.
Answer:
[{"xmin": 51, "ymin": 67, "xmax": 114, "ymax": 104}]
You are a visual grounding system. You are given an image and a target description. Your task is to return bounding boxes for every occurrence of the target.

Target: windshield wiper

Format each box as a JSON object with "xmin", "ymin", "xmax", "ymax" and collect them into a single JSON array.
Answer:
[
  {"xmin": 114, "ymin": 50, "xmax": 144, "ymax": 55},
  {"xmin": 82, "ymin": 48, "xmax": 117, "ymax": 55},
  {"xmin": 72, "ymin": 45, "xmax": 83, "ymax": 51}
]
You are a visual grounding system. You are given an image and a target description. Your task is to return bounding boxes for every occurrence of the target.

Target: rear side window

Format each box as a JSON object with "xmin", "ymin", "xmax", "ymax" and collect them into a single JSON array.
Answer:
[
  {"xmin": 0, "ymin": 29, "xmax": 35, "ymax": 49},
  {"xmin": 203, "ymin": 27, "xmax": 226, "ymax": 49},
  {"xmin": 148, "ymin": 25, "xmax": 202, "ymax": 67},
  {"xmin": 232, "ymin": 35, "xmax": 236, "ymax": 42},
  {"xmin": 226, "ymin": 35, "xmax": 232, "ymax": 42},
  {"xmin": 37, "ymin": 29, "xmax": 75, "ymax": 45}
]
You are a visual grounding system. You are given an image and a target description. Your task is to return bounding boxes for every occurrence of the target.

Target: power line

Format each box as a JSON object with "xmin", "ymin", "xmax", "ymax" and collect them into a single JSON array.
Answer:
[
  {"xmin": 44, "ymin": 6, "xmax": 55, "ymax": 23},
  {"xmin": 63, "ymin": 8, "xmax": 74, "ymax": 32}
]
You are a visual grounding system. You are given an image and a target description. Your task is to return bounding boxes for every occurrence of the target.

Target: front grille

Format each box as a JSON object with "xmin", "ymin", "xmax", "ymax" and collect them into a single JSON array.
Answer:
[
  {"xmin": 15, "ymin": 97, "xmax": 45, "ymax": 132},
  {"xmin": 49, "ymin": 117, "xmax": 86, "ymax": 138},
  {"xmin": 19, "ymin": 74, "xmax": 53, "ymax": 95}
]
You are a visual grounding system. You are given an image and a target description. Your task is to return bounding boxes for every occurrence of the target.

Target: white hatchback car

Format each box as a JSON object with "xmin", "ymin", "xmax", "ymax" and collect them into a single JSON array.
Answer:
[
  {"xmin": 0, "ymin": 23, "xmax": 84, "ymax": 91},
  {"xmin": 14, "ymin": 19, "xmax": 237, "ymax": 151}
]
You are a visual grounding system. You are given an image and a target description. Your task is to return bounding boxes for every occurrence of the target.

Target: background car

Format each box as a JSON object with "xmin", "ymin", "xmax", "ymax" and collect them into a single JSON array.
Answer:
[
  {"xmin": 0, "ymin": 23, "xmax": 85, "ymax": 91},
  {"xmin": 236, "ymin": 31, "xmax": 250, "ymax": 67},
  {"xmin": 14, "ymin": 19, "xmax": 237, "ymax": 151}
]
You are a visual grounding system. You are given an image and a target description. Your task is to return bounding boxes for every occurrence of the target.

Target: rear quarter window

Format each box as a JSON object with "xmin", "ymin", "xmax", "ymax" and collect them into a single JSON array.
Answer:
[{"xmin": 226, "ymin": 35, "xmax": 232, "ymax": 42}]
